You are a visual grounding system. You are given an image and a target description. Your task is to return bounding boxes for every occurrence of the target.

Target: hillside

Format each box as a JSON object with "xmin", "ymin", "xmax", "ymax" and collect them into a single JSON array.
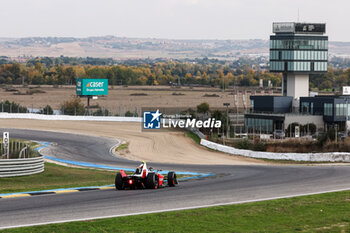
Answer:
[
  {"xmin": 1, "ymin": 36, "xmax": 268, "ymax": 60},
  {"xmin": 1, "ymin": 36, "xmax": 349, "ymax": 61}
]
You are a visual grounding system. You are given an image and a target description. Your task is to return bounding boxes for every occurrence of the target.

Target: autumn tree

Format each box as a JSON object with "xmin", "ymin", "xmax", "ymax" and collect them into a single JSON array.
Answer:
[
  {"xmin": 197, "ymin": 102, "xmax": 210, "ymax": 114},
  {"xmin": 60, "ymin": 97, "xmax": 85, "ymax": 115}
]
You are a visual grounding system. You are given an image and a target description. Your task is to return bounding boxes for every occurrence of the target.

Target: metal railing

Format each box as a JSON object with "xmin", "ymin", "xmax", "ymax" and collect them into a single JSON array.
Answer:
[
  {"xmin": 0, "ymin": 140, "xmax": 44, "ymax": 177},
  {"xmin": 0, "ymin": 156, "xmax": 44, "ymax": 177},
  {"xmin": 0, "ymin": 141, "xmax": 31, "ymax": 159}
]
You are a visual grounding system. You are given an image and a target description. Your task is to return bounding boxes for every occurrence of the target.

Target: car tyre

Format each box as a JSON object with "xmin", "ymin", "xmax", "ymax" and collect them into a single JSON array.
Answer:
[
  {"xmin": 147, "ymin": 172, "xmax": 158, "ymax": 189},
  {"xmin": 115, "ymin": 172, "xmax": 125, "ymax": 190},
  {"xmin": 168, "ymin": 171, "xmax": 177, "ymax": 187}
]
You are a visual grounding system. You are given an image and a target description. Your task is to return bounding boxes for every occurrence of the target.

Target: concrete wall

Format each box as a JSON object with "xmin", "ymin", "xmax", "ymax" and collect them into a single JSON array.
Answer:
[
  {"xmin": 287, "ymin": 74, "xmax": 309, "ymax": 99},
  {"xmin": 284, "ymin": 114, "xmax": 324, "ymax": 130},
  {"xmin": 0, "ymin": 113, "xmax": 143, "ymax": 122},
  {"xmin": 200, "ymin": 139, "xmax": 350, "ymax": 162}
]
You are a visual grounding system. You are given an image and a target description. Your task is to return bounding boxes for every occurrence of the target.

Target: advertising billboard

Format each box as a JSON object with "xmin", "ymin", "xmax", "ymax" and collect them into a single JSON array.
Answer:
[
  {"xmin": 273, "ymin": 22, "xmax": 326, "ymax": 34},
  {"xmin": 273, "ymin": 22, "xmax": 294, "ymax": 33},
  {"xmin": 76, "ymin": 79, "xmax": 108, "ymax": 96},
  {"xmin": 295, "ymin": 23, "xmax": 326, "ymax": 34}
]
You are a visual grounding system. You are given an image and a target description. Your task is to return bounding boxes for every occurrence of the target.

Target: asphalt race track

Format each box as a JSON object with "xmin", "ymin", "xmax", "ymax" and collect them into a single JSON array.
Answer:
[{"xmin": 1, "ymin": 128, "xmax": 350, "ymax": 229}]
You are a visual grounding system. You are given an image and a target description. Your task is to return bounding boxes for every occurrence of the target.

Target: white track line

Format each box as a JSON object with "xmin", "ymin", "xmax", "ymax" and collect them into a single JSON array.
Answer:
[{"xmin": 1, "ymin": 187, "xmax": 350, "ymax": 230}]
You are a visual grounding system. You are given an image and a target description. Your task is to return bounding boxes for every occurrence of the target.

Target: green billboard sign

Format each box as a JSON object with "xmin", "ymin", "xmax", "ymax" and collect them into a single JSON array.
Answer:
[{"xmin": 76, "ymin": 79, "xmax": 108, "ymax": 96}]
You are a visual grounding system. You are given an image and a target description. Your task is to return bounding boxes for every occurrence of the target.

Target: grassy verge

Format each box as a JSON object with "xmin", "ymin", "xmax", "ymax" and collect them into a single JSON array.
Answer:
[
  {"xmin": 0, "ymin": 162, "xmax": 188, "ymax": 194},
  {"xmin": 0, "ymin": 162, "xmax": 116, "ymax": 194},
  {"xmin": 5, "ymin": 190, "xmax": 350, "ymax": 232},
  {"xmin": 260, "ymin": 158, "xmax": 342, "ymax": 165},
  {"xmin": 186, "ymin": 131, "xmax": 201, "ymax": 144},
  {"xmin": 115, "ymin": 142, "xmax": 129, "ymax": 152}
]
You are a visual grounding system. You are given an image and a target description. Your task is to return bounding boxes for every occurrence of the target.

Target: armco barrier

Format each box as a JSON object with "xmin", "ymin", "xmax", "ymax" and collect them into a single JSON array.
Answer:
[
  {"xmin": 0, "ymin": 156, "xmax": 44, "ymax": 177},
  {"xmin": 200, "ymin": 139, "xmax": 350, "ymax": 162},
  {"xmin": 0, "ymin": 113, "xmax": 142, "ymax": 122}
]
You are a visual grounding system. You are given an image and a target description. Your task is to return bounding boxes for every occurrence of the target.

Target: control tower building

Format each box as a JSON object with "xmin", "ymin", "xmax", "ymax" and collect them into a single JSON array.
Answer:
[{"xmin": 269, "ymin": 22, "xmax": 328, "ymax": 99}]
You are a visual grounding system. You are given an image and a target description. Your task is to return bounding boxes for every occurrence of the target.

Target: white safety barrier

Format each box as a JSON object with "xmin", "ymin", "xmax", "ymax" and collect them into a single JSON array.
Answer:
[
  {"xmin": 0, "ymin": 113, "xmax": 142, "ymax": 122},
  {"xmin": 0, "ymin": 156, "xmax": 44, "ymax": 177},
  {"xmin": 200, "ymin": 139, "xmax": 350, "ymax": 162}
]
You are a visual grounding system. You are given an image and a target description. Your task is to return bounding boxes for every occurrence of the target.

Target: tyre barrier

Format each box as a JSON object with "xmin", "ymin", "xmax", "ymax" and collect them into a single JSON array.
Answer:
[{"xmin": 0, "ymin": 156, "xmax": 44, "ymax": 177}]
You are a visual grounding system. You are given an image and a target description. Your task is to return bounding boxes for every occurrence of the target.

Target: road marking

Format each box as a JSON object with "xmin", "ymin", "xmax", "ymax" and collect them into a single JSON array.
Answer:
[
  {"xmin": 99, "ymin": 186, "xmax": 114, "ymax": 190},
  {"xmin": 36, "ymin": 141, "xmax": 213, "ymax": 177},
  {"xmin": 1, "ymin": 187, "xmax": 350, "ymax": 230},
  {"xmin": 54, "ymin": 190, "xmax": 79, "ymax": 194},
  {"xmin": 1, "ymin": 194, "xmax": 31, "ymax": 198},
  {"xmin": 0, "ymin": 172, "xmax": 209, "ymax": 199},
  {"xmin": 0, "ymin": 186, "xmax": 114, "ymax": 199}
]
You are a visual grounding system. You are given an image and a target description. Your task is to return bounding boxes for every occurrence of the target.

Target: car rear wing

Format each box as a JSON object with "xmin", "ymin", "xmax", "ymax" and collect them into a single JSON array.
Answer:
[{"xmin": 120, "ymin": 170, "xmax": 127, "ymax": 178}]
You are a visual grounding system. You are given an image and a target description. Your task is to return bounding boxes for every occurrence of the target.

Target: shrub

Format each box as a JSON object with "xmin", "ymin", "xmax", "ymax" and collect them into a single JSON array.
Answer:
[
  {"xmin": 92, "ymin": 108, "xmax": 109, "ymax": 116},
  {"xmin": 317, "ymin": 129, "xmax": 337, "ymax": 146},
  {"xmin": 327, "ymin": 128, "xmax": 336, "ymax": 141},
  {"xmin": 0, "ymin": 100, "xmax": 27, "ymax": 113},
  {"xmin": 211, "ymin": 110, "xmax": 229, "ymax": 134},
  {"xmin": 252, "ymin": 141, "xmax": 266, "ymax": 151},
  {"xmin": 197, "ymin": 102, "xmax": 210, "ymax": 113},
  {"xmin": 301, "ymin": 123, "xmax": 317, "ymax": 135},
  {"xmin": 234, "ymin": 139, "xmax": 253, "ymax": 150},
  {"xmin": 286, "ymin": 122, "xmax": 300, "ymax": 137},
  {"xmin": 40, "ymin": 105, "xmax": 53, "ymax": 115},
  {"xmin": 60, "ymin": 97, "xmax": 85, "ymax": 115},
  {"xmin": 125, "ymin": 111, "xmax": 134, "ymax": 117}
]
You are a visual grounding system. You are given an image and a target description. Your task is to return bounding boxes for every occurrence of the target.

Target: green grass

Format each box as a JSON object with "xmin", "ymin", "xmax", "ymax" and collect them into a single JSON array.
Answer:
[
  {"xmin": 5, "ymin": 190, "xmax": 350, "ymax": 232},
  {"xmin": 115, "ymin": 142, "xmax": 129, "ymax": 151},
  {"xmin": 0, "ymin": 162, "xmax": 116, "ymax": 194},
  {"xmin": 0, "ymin": 162, "xmax": 188, "ymax": 194},
  {"xmin": 261, "ymin": 158, "xmax": 342, "ymax": 165},
  {"xmin": 186, "ymin": 131, "xmax": 201, "ymax": 144}
]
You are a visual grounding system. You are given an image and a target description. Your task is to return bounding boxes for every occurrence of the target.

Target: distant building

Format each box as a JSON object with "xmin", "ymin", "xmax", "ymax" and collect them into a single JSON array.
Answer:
[
  {"xmin": 270, "ymin": 22, "xmax": 328, "ymax": 99},
  {"xmin": 245, "ymin": 95, "xmax": 350, "ymax": 134},
  {"xmin": 243, "ymin": 23, "xmax": 348, "ymax": 136}
]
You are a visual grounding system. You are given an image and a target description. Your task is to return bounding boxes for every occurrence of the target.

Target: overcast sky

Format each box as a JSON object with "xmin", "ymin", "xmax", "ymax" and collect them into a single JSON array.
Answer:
[{"xmin": 1, "ymin": 0, "xmax": 349, "ymax": 41}]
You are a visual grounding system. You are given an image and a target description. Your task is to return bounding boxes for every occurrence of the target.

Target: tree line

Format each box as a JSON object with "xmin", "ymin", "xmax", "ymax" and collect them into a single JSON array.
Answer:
[
  {"xmin": 0, "ymin": 60, "xmax": 280, "ymax": 88},
  {"xmin": 0, "ymin": 57, "xmax": 349, "ymax": 90}
]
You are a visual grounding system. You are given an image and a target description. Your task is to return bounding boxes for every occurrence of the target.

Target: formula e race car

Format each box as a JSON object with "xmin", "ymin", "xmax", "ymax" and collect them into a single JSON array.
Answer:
[{"xmin": 115, "ymin": 161, "xmax": 178, "ymax": 190}]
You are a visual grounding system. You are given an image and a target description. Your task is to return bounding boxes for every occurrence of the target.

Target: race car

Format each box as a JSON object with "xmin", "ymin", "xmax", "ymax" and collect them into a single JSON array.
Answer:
[{"xmin": 115, "ymin": 161, "xmax": 178, "ymax": 190}]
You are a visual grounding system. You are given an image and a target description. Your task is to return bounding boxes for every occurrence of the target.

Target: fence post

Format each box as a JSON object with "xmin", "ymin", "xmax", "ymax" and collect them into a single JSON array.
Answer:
[{"xmin": 9, "ymin": 141, "xmax": 11, "ymax": 157}]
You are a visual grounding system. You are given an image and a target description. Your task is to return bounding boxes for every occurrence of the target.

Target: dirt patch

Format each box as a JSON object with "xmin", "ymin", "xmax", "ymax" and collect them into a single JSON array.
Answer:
[
  {"xmin": 0, "ymin": 119, "xmax": 267, "ymax": 165},
  {"xmin": 0, "ymin": 85, "xmax": 253, "ymax": 114},
  {"xmin": 172, "ymin": 92, "xmax": 185, "ymax": 96},
  {"xmin": 203, "ymin": 93, "xmax": 220, "ymax": 97},
  {"xmin": 130, "ymin": 93, "xmax": 148, "ymax": 96}
]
